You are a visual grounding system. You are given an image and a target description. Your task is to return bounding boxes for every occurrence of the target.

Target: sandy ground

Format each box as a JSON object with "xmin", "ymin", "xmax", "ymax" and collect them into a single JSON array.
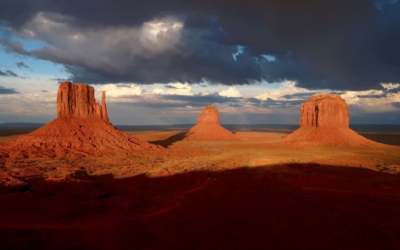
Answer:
[{"xmin": 0, "ymin": 129, "xmax": 400, "ymax": 249}]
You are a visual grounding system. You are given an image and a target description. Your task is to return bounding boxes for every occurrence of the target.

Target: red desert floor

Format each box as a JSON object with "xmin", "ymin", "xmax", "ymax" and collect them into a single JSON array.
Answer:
[{"xmin": 0, "ymin": 130, "xmax": 399, "ymax": 249}]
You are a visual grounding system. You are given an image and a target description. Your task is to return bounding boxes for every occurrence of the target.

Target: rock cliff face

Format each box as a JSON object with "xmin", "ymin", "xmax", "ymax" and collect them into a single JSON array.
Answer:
[
  {"xmin": 285, "ymin": 94, "xmax": 375, "ymax": 146},
  {"xmin": 198, "ymin": 105, "xmax": 220, "ymax": 124},
  {"xmin": 57, "ymin": 81, "xmax": 108, "ymax": 121},
  {"xmin": 0, "ymin": 82, "xmax": 156, "ymax": 158},
  {"xmin": 184, "ymin": 105, "xmax": 238, "ymax": 141},
  {"xmin": 300, "ymin": 94, "xmax": 349, "ymax": 128}
]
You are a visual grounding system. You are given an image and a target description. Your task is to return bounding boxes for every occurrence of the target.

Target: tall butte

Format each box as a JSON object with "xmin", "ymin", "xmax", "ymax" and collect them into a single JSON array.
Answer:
[
  {"xmin": 0, "ymin": 82, "xmax": 156, "ymax": 158},
  {"xmin": 284, "ymin": 94, "xmax": 375, "ymax": 146},
  {"xmin": 57, "ymin": 82, "xmax": 109, "ymax": 121},
  {"xmin": 184, "ymin": 105, "xmax": 238, "ymax": 141}
]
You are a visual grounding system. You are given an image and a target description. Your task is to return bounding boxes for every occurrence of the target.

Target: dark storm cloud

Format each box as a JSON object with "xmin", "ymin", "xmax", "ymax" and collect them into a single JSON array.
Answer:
[
  {"xmin": 350, "ymin": 110, "xmax": 400, "ymax": 124},
  {"xmin": 1, "ymin": 37, "xmax": 260, "ymax": 85},
  {"xmin": 282, "ymin": 93, "xmax": 315, "ymax": 100},
  {"xmin": 0, "ymin": 85, "xmax": 19, "ymax": 94},
  {"xmin": 159, "ymin": 94, "xmax": 241, "ymax": 105},
  {"xmin": 164, "ymin": 85, "xmax": 179, "ymax": 89},
  {"xmin": 0, "ymin": 39, "xmax": 29, "ymax": 56},
  {"xmin": 1, "ymin": 0, "xmax": 400, "ymax": 90},
  {"xmin": 246, "ymin": 97, "xmax": 303, "ymax": 108},
  {"xmin": 113, "ymin": 93, "xmax": 242, "ymax": 109},
  {"xmin": 387, "ymin": 86, "xmax": 400, "ymax": 93},
  {"xmin": 392, "ymin": 102, "xmax": 400, "ymax": 109},
  {"xmin": 247, "ymin": 98, "xmax": 261, "ymax": 104},
  {"xmin": 114, "ymin": 93, "xmax": 301, "ymax": 111},
  {"xmin": 357, "ymin": 93, "xmax": 387, "ymax": 98},
  {"xmin": 116, "ymin": 101, "xmax": 185, "ymax": 109},
  {"xmin": 0, "ymin": 1, "xmax": 37, "ymax": 28},
  {"xmin": 0, "ymin": 69, "xmax": 19, "ymax": 77},
  {"xmin": 375, "ymin": 0, "xmax": 398, "ymax": 9},
  {"xmin": 15, "ymin": 61, "xmax": 30, "ymax": 69},
  {"xmin": 220, "ymin": 112, "xmax": 299, "ymax": 125}
]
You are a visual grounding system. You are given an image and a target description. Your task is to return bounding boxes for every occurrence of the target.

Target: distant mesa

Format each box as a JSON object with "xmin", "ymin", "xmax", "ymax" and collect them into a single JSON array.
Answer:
[
  {"xmin": 184, "ymin": 105, "xmax": 238, "ymax": 141},
  {"xmin": 0, "ymin": 81, "xmax": 156, "ymax": 159},
  {"xmin": 284, "ymin": 94, "xmax": 376, "ymax": 146}
]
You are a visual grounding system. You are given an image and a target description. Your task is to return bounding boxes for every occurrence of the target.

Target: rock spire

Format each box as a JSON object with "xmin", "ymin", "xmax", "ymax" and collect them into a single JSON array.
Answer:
[{"xmin": 184, "ymin": 105, "xmax": 238, "ymax": 141}]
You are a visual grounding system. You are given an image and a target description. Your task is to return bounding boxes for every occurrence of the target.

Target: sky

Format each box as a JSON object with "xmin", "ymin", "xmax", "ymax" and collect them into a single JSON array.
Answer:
[{"xmin": 0, "ymin": 0, "xmax": 399, "ymax": 125}]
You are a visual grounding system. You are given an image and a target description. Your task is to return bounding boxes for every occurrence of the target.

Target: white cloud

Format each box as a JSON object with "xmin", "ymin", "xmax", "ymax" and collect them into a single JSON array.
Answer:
[
  {"xmin": 0, "ymin": 91, "xmax": 56, "ymax": 117},
  {"xmin": 343, "ymin": 90, "xmax": 399, "ymax": 112},
  {"xmin": 10, "ymin": 12, "xmax": 184, "ymax": 74},
  {"xmin": 98, "ymin": 84, "xmax": 143, "ymax": 97},
  {"xmin": 0, "ymin": 72, "xmax": 60, "ymax": 94},
  {"xmin": 1, "ymin": 79, "xmax": 399, "ymax": 124},
  {"xmin": 141, "ymin": 18, "xmax": 184, "ymax": 51},
  {"xmin": 152, "ymin": 88, "xmax": 165, "ymax": 95},
  {"xmin": 252, "ymin": 81, "xmax": 400, "ymax": 113},
  {"xmin": 341, "ymin": 89, "xmax": 385, "ymax": 105},
  {"xmin": 381, "ymin": 82, "xmax": 400, "ymax": 90},
  {"xmin": 254, "ymin": 81, "xmax": 320, "ymax": 100},
  {"xmin": 219, "ymin": 87, "xmax": 242, "ymax": 97}
]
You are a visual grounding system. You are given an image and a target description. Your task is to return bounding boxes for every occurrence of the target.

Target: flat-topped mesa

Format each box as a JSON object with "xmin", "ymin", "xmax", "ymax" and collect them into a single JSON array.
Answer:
[
  {"xmin": 300, "ymin": 94, "xmax": 349, "ymax": 128},
  {"xmin": 57, "ymin": 81, "xmax": 109, "ymax": 121},
  {"xmin": 198, "ymin": 105, "xmax": 219, "ymax": 124},
  {"xmin": 284, "ymin": 93, "xmax": 376, "ymax": 146}
]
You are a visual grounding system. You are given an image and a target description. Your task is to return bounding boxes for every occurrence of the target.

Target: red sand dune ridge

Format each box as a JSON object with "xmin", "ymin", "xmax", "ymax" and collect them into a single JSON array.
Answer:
[
  {"xmin": 285, "ymin": 94, "xmax": 376, "ymax": 146},
  {"xmin": 0, "ymin": 82, "xmax": 156, "ymax": 158},
  {"xmin": 184, "ymin": 105, "xmax": 238, "ymax": 141}
]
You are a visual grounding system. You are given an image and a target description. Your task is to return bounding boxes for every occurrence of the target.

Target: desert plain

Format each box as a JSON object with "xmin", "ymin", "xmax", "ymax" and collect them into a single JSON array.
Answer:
[
  {"xmin": 0, "ymin": 126, "xmax": 400, "ymax": 249},
  {"xmin": 2, "ymin": 0, "xmax": 400, "ymax": 248},
  {"xmin": 0, "ymin": 83, "xmax": 400, "ymax": 249}
]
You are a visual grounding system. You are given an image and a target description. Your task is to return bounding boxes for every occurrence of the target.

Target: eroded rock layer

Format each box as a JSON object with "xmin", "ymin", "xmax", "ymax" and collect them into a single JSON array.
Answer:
[
  {"xmin": 184, "ymin": 105, "xmax": 238, "ymax": 141},
  {"xmin": 285, "ymin": 94, "xmax": 376, "ymax": 146},
  {"xmin": 0, "ymin": 82, "xmax": 156, "ymax": 158}
]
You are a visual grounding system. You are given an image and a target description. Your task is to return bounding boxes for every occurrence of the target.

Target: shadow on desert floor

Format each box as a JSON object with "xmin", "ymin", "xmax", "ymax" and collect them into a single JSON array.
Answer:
[
  {"xmin": 148, "ymin": 132, "xmax": 188, "ymax": 148},
  {"xmin": 0, "ymin": 163, "xmax": 400, "ymax": 249}
]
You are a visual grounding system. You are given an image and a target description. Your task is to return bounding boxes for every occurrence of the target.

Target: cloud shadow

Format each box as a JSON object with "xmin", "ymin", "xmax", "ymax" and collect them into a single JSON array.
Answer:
[
  {"xmin": 0, "ymin": 163, "xmax": 399, "ymax": 249},
  {"xmin": 148, "ymin": 131, "xmax": 188, "ymax": 148}
]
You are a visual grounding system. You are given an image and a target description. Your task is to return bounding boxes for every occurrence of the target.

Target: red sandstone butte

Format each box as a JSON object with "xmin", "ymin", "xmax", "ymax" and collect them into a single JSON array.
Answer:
[
  {"xmin": 285, "ymin": 94, "xmax": 376, "ymax": 146},
  {"xmin": 300, "ymin": 94, "xmax": 349, "ymax": 128},
  {"xmin": 57, "ymin": 82, "xmax": 109, "ymax": 121},
  {"xmin": 184, "ymin": 105, "xmax": 238, "ymax": 141},
  {"xmin": 0, "ymin": 81, "xmax": 156, "ymax": 158}
]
